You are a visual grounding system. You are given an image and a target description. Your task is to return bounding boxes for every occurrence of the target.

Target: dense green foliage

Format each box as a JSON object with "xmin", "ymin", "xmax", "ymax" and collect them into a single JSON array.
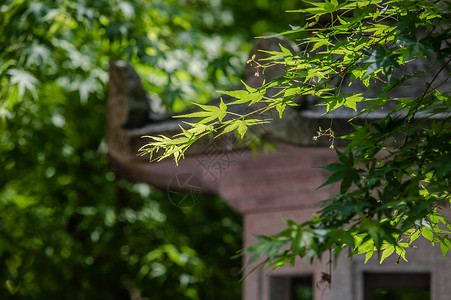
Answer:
[
  {"xmin": 0, "ymin": 0, "xmax": 251, "ymax": 111},
  {"xmin": 141, "ymin": 0, "xmax": 451, "ymax": 269},
  {"xmin": 0, "ymin": 0, "xmax": 292, "ymax": 298}
]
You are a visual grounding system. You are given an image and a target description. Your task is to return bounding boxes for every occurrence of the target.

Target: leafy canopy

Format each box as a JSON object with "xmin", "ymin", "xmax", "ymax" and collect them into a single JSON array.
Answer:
[
  {"xmin": 0, "ymin": 0, "xmax": 252, "ymax": 298},
  {"xmin": 140, "ymin": 0, "xmax": 451, "ymax": 267}
]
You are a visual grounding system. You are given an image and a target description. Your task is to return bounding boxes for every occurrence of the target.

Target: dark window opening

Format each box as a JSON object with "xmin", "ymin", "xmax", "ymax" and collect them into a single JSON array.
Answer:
[
  {"xmin": 270, "ymin": 274, "xmax": 313, "ymax": 300},
  {"xmin": 291, "ymin": 276, "xmax": 313, "ymax": 300},
  {"xmin": 364, "ymin": 272, "xmax": 430, "ymax": 300}
]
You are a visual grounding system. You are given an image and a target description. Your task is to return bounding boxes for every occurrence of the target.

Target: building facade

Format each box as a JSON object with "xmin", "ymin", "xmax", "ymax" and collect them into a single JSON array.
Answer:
[{"xmin": 106, "ymin": 36, "xmax": 451, "ymax": 300}]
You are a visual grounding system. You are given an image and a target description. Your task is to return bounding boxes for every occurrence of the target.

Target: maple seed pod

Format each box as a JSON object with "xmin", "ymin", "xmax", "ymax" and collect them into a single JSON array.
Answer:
[{"xmin": 246, "ymin": 54, "xmax": 256, "ymax": 65}]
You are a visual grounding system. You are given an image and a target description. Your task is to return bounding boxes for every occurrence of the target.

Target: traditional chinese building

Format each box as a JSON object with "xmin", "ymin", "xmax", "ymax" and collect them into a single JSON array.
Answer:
[{"xmin": 106, "ymin": 36, "xmax": 451, "ymax": 300}]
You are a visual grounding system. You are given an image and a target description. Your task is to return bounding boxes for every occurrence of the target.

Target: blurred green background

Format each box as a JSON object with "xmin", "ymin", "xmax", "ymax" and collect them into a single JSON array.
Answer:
[{"xmin": 0, "ymin": 0, "xmax": 305, "ymax": 299}]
